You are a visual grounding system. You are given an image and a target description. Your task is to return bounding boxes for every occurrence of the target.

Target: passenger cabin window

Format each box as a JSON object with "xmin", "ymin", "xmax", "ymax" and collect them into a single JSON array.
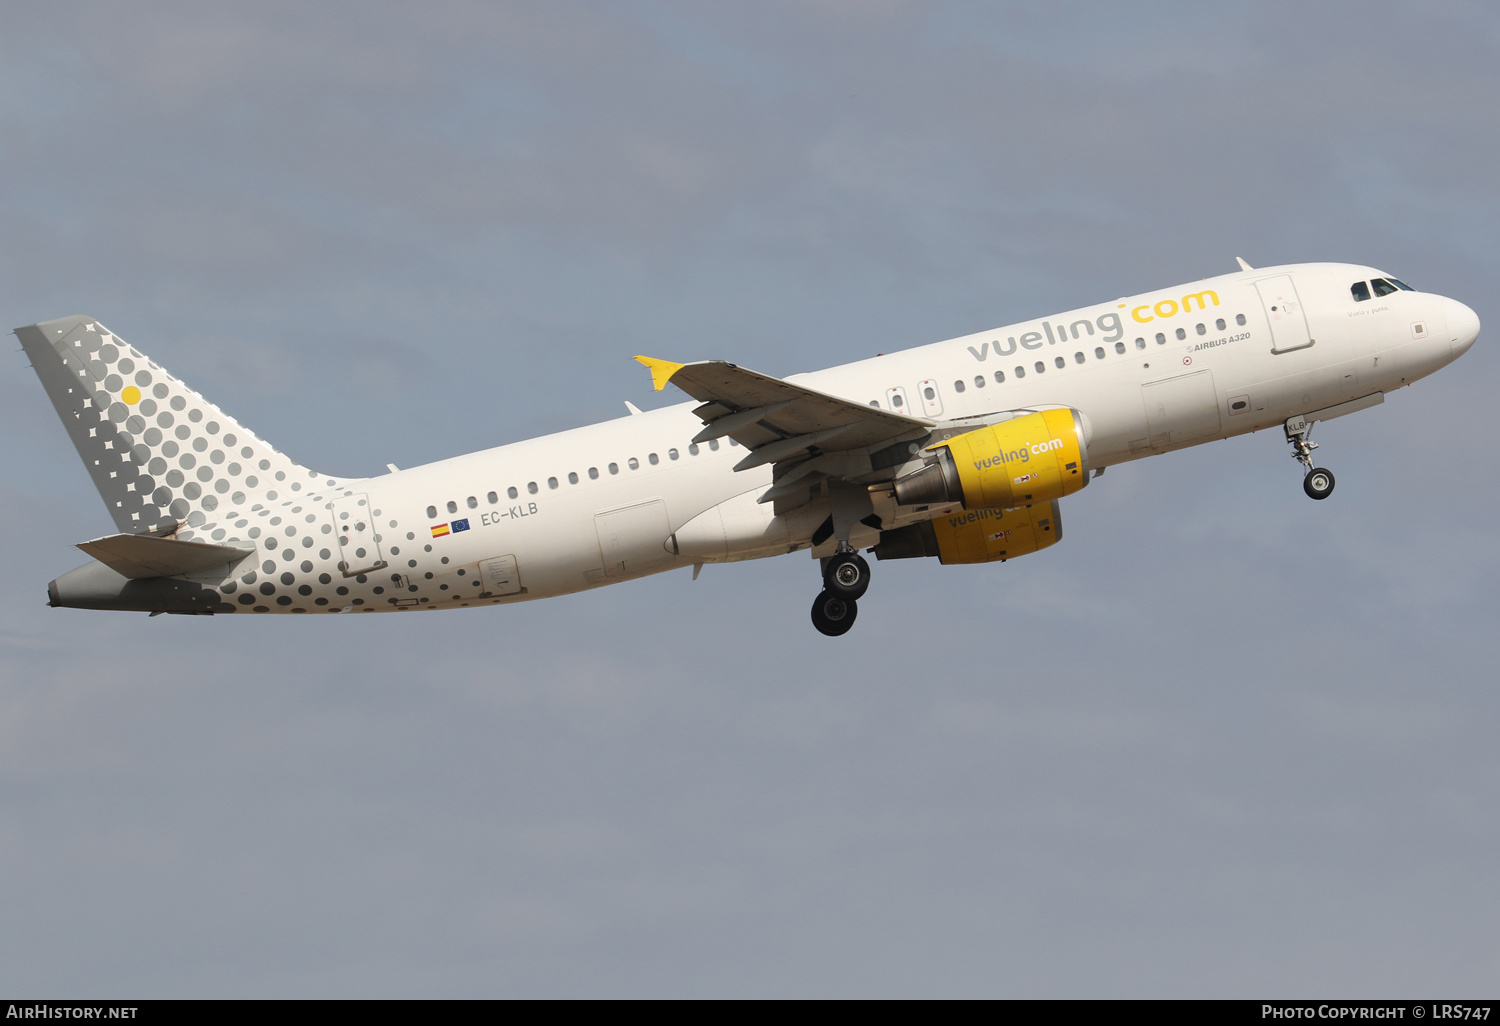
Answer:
[
  {"xmin": 688, "ymin": 443, "xmax": 700, "ymax": 456},
  {"xmin": 1371, "ymin": 278, "xmax": 1400, "ymax": 297},
  {"xmin": 1074, "ymin": 351, "xmax": 1085, "ymax": 364},
  {"xmin": 608, "ymin": 462, "xmax": 619, "ymax": 474},
  {"xmin": 668, "ymin": 448, "xmax": 679, "ymax": 460},
  {"xmin": 1351, "ymin": 281, "xmax": 1371, "ymax": 302},
  {"xmin": 547, "ymin": 477, "xmax": 558, "ymax": 489},
  {"xmin": 568, "ymin": 472, "xmax": 578, "ymax": 484},
  {"xmin": 1014, "ymin": 365, "xmax": 1025, "ymax": 378},
  {"xmin": 507, "ymin": 486, "xmax": 519, "ymax": 499},
  {"xmin": 648, "ymin": 453, "xmax": 659, "ymax": 465},
  {"xmin": 1195, "ymin": 324, "xmax": 1206, "ymax": 336},
  {"xmin": 1236, "ymin": 314, "xmax": 1246, "ymax": 326},
  {"xmin": 708, "ymin": 439, "xmax": 719, "ymax": 451},
  {"xmin": 953, "ymin": 379, "xmax": 965, "ymax": 392},
  {"xmin": 1137, "ymin": 337, "xmax": 1148, "ymax": 348},
  {"xmin": 1155, "ymin": 332, "xmax": 1166, "ymax": 345},
  {"xmin": 1054, "ymin": 356, "xmax": 1064, "ymax": 368},
  {"xmin": 628, "ymin": 458, "xmax": 639, "ymax": 470},
  {"xmin": 487, "ymin": 492, "xmax": 498, "ymax": 504},
  {"xmin": 1095, "ymin": 347, "xmax": 1105, "ymax": 360},
  {"xmin": 467, "ymin": 496, "xmax": 477, "ymax": 508},
  {"xmin": 527, "ymin": 482, "xmax": 538, "ymax": 494},
  {"xmin": 994, "ymin": 370, "xmax": 1006, "ymax": 383},
  {"xmin": 446, "ymin": 500, "xmax": 458, "ymax": 514},
  {"xmin": 1175, "ymin": 328, "xmax": 1186, "ymax": 340},
  {"xmin": 588, "ymin": 467, "xmax": 599, "ymax": 479},
  {"xmin": 974, "ymin": 375, "xmax": 986, "ymax": 388},
  {"xmin": 1216, "ymin": 318, "xmax": 1226, "ymax": 330},
  {"xmin": 1114, "ymin": 342, "xmax": 1126, "ymax": 354},
  {"xmin": 426, "ymin": 505, "xmax": 437, "ymax": 519}
]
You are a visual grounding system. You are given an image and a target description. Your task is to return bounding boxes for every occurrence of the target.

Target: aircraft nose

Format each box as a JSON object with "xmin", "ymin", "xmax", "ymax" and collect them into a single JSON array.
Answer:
[{"xmin": 1442, "ymin": 297, "xmax": 1480, "ymax": 357}]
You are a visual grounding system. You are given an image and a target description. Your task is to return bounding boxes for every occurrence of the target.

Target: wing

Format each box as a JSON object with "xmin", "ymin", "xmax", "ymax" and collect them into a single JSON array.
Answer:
[{"xmin": 635, "ymin": 356, "xmax": 934, "ymax": 511}]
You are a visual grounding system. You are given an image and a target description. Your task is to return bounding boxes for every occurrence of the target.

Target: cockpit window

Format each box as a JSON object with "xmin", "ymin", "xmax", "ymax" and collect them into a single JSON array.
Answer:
[
  {"xmin": 1351, "ymin": 281, "xmax": 1371, "ymax": 302},
  {"xmin": 1388, "ymin": 278, "xmax": 1414, "ymax": 291},
  {"xmin": 1371, "ymin": 278, "xmax": 1400, "ymax": 297}
]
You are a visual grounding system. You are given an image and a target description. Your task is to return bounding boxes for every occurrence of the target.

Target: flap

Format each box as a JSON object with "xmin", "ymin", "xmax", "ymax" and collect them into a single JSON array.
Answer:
[
  {"xmin": 77, "ymin": 532, "xmax": 255, "ymax": 580},
  {"xmin": 635, "ymin": 357, "xmax": 932, "ymax": 470}
]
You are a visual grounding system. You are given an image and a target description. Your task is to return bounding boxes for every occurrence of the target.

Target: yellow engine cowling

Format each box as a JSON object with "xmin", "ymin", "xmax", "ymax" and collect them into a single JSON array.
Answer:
[
  {"xmin": 893, "ymin": 408, "xmax": 1090, "ymax": 510},
  {"xmin": 930, "ymin": 500, "xmax": 1062, "ymax": 564}
]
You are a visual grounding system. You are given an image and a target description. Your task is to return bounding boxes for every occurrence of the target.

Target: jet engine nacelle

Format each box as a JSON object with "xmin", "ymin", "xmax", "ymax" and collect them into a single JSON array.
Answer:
[
  {"xmin": 892, "ymin": 408, "xmax": 1090, "ymax": 510},
  {"xmin": 873, "ymin": 500, "xmax": 1062, "ymax": 565}
]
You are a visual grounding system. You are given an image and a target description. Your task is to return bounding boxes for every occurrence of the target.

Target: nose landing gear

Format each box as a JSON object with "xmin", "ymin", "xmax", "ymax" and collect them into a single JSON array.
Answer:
[
  {"xmin": 1286, "ymin": 415, "xmax": 1335, "ymax": 500},
  {"xmin": 811, "ymin": 546, "xmax": 870, "ymax": 636}
]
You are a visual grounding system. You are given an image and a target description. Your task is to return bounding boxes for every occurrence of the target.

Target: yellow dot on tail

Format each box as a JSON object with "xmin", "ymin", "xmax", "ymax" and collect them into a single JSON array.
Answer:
[{"xmin": 121, "ymin": 386, "xmax": 141, "ymax": 404}]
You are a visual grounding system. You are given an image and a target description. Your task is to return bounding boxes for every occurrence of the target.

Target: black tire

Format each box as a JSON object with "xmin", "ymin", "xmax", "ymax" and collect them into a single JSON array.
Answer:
[
  {"xmin": 823, "ymin": 552, "xmax": 871, "ymax": 600},
  {"xmin": 1303, "ymin": 467, "xmax": 1335, "ymax": 500},
  {"xmin": 810, "ymin": 590, "xmax": 858, "ymax": 636}
]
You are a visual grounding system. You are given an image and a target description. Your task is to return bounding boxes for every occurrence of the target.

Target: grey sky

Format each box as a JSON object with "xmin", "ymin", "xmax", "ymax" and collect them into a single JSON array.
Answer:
[{"xmin": 2, "ymin": 1, "xmax": 1497, "ymax": 996}]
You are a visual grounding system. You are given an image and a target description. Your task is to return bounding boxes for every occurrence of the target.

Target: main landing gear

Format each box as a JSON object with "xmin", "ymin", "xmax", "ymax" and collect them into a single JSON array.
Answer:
[
  {"xmin": 811, "ymin": 547, "xmax": 869, "ymax": 637},
  {"xmin": 1286, "ymin": 416, "xmax": 1335, "ymax": 500}
]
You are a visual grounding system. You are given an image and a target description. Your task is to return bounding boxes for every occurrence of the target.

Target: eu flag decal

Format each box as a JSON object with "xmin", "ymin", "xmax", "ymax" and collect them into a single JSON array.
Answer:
[{"xmin": 450, "ymin": 518, "xmax": 471, "ymax": 533}]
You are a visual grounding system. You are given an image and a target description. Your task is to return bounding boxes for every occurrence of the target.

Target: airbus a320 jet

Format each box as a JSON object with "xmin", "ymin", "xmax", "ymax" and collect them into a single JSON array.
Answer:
[{"xmin": 18, "ymin": 260, "xmax": 1479, "ymax": 635}]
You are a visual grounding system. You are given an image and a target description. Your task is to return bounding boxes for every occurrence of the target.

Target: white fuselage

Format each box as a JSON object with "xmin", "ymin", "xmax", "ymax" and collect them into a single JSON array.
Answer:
[
  {"xmin": 40, "ymin": 261, "xmax": 1475, "ymax": 615},
  {"xmin": 297, "ymin": 261, "xmax": 1468, "ymax": 613}
]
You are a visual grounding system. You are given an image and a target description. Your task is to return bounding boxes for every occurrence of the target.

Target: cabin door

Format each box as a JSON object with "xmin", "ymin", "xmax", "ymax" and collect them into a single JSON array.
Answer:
[
  {"xmin": 1256, "ymin": 274, "xmax": 1314, "ymax": 353},
  {"xmin": 331, "ymin": 492, "xmax": 386, "ymax": 577}
]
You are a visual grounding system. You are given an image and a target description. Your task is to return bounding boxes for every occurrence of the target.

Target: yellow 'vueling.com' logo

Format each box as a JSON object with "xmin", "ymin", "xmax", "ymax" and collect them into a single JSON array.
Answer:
[{"xmin": 1125, "ymin": 290, "xmax": 1219, "ymax": 324}]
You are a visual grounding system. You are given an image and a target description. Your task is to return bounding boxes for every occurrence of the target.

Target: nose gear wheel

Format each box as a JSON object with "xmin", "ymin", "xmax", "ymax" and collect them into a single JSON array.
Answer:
[{"xmin": 1303, "ymin": 467, "xmax": 1335, "ymax": 500}]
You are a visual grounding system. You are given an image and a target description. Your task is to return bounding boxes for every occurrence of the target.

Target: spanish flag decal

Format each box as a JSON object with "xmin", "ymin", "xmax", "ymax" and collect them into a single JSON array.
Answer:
[{"xmin": 430, "ymin": 523, "xmax": 450, "ymax": 538}]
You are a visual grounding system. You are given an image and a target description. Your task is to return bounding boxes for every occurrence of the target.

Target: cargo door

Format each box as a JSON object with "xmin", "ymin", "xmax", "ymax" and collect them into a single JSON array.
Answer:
[
  {"xmin": 595, "ymin": 499, "xmax": 672, "ymax": 578},
  {"xmin": 1143, "ymin": 370, "xmax": 1222, "ymax": 449},
  {"xmin": 331, "ymin": 492, "xmax": 386, "ymax": 577},
  {"xmin": 1256, "ymin": 274, "xmax": 1314, "ymax": 353}
]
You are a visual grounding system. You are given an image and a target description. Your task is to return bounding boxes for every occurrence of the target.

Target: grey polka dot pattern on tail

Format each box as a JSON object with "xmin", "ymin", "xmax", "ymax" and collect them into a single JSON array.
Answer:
[{"xmin": 16, "ymin": 314, "xmax": 413, "ymax": 615}]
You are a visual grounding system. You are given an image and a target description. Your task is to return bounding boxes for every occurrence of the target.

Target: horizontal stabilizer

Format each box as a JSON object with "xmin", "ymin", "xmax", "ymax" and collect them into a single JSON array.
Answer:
[{"xmin": 76, "ymin": 532, "xmax": 254, "ymax": 579}]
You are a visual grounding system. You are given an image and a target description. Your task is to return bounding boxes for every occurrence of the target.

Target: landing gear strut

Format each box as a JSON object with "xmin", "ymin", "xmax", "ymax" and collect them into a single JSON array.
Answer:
[
  {"xmin": 1285, "ymin": 416, "xmax": 1335, "ymax": 501},
  {"xmin": 811, "ymin": 544, "xmax": 868, "ymax": 636}
]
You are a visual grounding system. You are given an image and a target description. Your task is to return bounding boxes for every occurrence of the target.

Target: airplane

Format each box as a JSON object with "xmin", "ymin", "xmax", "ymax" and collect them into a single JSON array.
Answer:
[{"xmin": 17, "ymin": 259, "xmax": 1480, "ymax": 635}]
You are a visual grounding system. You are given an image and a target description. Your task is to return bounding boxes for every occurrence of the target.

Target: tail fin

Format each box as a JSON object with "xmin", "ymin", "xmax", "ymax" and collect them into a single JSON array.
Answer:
[{"xmin": 16, "ymin": 315, "xmax": 346, "ymax": 534}]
